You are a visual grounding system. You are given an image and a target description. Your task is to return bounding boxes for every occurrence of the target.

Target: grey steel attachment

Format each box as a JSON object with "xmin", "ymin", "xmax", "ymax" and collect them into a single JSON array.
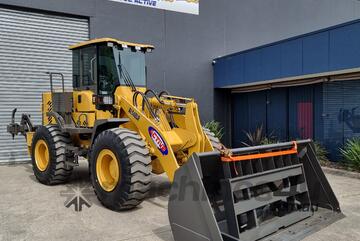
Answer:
[
  {"xmin": 7, "ymin": 108, "xmax": 36, "ymax": 139},
  {"xmin": 168, "ymin": 140, "xmax": 344, "ymax": 241}
]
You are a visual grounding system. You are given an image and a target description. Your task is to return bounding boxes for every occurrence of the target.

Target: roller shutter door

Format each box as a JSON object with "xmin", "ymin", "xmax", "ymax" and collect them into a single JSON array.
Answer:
[
  {"xmin": 323, "ymin": 80, "xmax": 360, "ymax": 158},
  {"xmin": 0, "ymin": 7, "xmax": 89, "ymax": 163}
]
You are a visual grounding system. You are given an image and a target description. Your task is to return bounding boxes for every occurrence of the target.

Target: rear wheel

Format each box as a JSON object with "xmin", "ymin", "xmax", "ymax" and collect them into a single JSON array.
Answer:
[
  {"xmin": 89, "ymin": 128, "xmax": 152, "ymax": 211},
  {"xmin": 31, "ymin": 125, "xmax": 73, "ymax": 185},
  {"xmin": 203, "ymin": 127, "xmax": 222, "ymax": 151}
]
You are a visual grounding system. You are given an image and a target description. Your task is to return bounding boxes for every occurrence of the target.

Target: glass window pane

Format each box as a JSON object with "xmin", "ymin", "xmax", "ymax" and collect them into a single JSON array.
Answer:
[
  {"xmin": 120, "ymin": 48, "xmax": 146, "ymax": 87},
  {"xmin": 81, "ymin": 46, "xmax": 96, "ymax": 86},
  {"xmin": 72, "ymin": 49, "xmax": 80, "ymax": 88},
  {"xmin": 98, "ymin": 46, "xmax": 120, "ymax": 95}
]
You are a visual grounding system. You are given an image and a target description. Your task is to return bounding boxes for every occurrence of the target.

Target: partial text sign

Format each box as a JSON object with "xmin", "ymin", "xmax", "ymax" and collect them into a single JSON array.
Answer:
[{"xmin": 110, "ymin": 0, "xmax": 199, "ymax": 15}]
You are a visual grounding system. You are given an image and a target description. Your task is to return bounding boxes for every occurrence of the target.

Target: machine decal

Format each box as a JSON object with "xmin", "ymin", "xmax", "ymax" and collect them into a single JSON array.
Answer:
[{"xmin": 148, "ymin": 127, "xmax": 168, "ymax": 155}]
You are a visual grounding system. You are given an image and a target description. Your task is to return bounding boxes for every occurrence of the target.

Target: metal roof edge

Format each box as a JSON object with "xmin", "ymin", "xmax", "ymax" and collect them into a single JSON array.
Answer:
[
  {"xmin": 213, "ymin": 18, "xmax": 360, "ymax": 61},
  {"xmin": 69, "ymin": 37, "xmax": 155, "ymax": 50},
  {"xmin": 216, "ymin": 67, "xmax": 360, "ymax": 89}
]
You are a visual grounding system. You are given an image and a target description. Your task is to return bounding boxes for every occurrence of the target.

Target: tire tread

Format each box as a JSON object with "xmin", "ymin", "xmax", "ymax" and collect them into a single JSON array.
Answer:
[{"xmin": 90, "ymin": 128, "xmax": 151, "ymax": 211}]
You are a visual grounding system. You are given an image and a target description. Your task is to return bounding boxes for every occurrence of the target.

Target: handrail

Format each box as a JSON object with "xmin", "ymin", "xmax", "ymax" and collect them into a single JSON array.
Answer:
[{"xmin": 46, "ymin": 72, "xmax": 65, "ymax": 92}]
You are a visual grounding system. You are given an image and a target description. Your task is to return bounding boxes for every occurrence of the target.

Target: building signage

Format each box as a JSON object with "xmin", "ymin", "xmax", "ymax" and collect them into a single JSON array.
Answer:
[{"xmin": 110, "ymin": 0, "xmax": 199, "ymax": 15}]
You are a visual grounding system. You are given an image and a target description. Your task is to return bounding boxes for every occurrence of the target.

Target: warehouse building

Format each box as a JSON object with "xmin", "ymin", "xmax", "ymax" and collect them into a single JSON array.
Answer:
[
  {"xmin": 214, "ymin": 20, "xmax": 360, "ymax": 158},
  {"xmin": 0, "ymin": 0, "xmax": 360, "ymax": 162}
]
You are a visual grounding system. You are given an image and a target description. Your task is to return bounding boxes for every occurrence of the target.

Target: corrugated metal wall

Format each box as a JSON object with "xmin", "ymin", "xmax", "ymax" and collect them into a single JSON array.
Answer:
[
  {"xmin": 231, "ymin": 85, "xmax": 321, "ymax": 148},
  {"xmin": 214, "ymin": 19, "xmax": 360, "ymax": 88},
  {"xmin": 231, "ymin": 89, "xmax": 289, "ymax": 147},
  {"xmin": 323, "ymin": 80, "xmax": 360, "ymax": 159},
  {"xmin": 231, "ymin": 80, "xmax": 360, "ymax": 159},
  {"xmin": 288, "ymin": 85, "xmax": 314, "ymax": 139},
  {"xmin": 231, "ymin": 91, "xmax": 268, "ymax": 147},
  {"xmin": 266, "ymin": 88, "xmax": 288, "ymax": 140},
  {"xmin": 0, "ymin": 7, "xmax": 88, "ymax": 163}
]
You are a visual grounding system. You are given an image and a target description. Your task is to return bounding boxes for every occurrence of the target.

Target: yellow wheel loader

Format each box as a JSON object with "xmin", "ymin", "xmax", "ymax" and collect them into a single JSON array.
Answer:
[{"xmin": 8, "ymin": 38, "xmax": 344, "ymax": 241}]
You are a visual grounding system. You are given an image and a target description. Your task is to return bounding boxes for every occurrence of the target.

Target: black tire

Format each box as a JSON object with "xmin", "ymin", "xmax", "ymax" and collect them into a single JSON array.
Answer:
[
  {"xmin": 31, "ymin": 125, "xmax": 73, "ymax": 185},
  {"xmin": 89, "ymin": 128, "xmax": 152, "ymax": 211},
  {"xmin": 203, "ymin": 127, "xmax": 222, "ymax": 151}
]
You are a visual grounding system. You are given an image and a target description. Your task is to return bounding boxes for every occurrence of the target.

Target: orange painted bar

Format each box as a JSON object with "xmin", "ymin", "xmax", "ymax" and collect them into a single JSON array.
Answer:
[{"xmin": 221, "ymin": 141, "xmax": 298, "ymax": 162}]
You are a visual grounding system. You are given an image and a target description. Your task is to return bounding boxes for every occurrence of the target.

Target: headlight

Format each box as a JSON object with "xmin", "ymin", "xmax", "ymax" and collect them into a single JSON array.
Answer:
[
  {"xmin": 93, "ymin": 95, "xmax": 114, "ymax": 105},
  {"xmin": 102, "ymin": 95, "xmax": 114, "ymax": 105}
]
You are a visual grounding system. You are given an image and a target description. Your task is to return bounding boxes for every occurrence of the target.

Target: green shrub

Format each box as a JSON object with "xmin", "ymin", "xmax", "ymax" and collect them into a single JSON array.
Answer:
[
  {"xmin": 313, "ymin": 142, "xmax": 329, "ymax": 165},
  {"xmin": 242, "ymin": 125, "xmax": 277, "ymax": 146},
  {"xmin": 340, "ymin": 138, "xmax": 360, "ymax": 171},
  {"xmin": 204, "ymin": 120, "xmax": 224, "ymax": 140}
]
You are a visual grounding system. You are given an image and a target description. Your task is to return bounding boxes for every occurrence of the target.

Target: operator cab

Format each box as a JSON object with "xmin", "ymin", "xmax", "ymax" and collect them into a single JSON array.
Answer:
[{"xmin": 69, "ymin": 38, "xmax": 154, "ymax": 106}]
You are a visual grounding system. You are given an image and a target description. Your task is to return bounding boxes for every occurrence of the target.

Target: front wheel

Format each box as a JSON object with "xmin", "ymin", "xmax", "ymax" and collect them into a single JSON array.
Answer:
[{"xmin": 89, "ymin": 128, "xmax": 152, "ymax": 211}]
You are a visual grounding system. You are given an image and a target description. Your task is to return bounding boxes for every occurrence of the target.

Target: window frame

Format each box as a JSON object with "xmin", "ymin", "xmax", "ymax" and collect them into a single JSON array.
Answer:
[
  {"xmin": 72, "ymin": 43, "xmax": 148, "ymax": 93},
  {"xmin": 72, "ymin": 45, "xmax": 97, "ymax": 92},
  {"xmin": 97, "ymin": 43, "xmax": 120, "ymax": 96},
  {"xmin": 118, "ymin": 47, "xmax": 147, "ymax": 88}
]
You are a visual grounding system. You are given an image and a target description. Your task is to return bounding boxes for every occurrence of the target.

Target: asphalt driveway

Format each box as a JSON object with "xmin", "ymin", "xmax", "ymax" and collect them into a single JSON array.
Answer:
[{"xmin": 0, "ymin": 161, "xmax": 359, "ymax": 241}]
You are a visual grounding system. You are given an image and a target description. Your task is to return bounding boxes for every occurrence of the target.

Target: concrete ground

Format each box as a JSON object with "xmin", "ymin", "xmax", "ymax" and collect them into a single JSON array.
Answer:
[{"xmin": 0, "ymin": 161, "xmax": 359, "ymax": 241}]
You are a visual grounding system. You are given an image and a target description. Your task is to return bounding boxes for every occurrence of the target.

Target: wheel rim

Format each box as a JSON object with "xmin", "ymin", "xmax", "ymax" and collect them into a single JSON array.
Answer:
[
  {"xmin": 34, "ymin": 139, "xmax": 50, "ymax": 171},
  {"xmin": 96, "ymin": 149, "xmax": 120, "ymax": 192}
]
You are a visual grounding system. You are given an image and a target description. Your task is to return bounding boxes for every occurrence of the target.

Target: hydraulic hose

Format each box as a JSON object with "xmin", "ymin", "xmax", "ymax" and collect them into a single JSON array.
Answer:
[
  {"xmin": 133, "ymin": 91, "xmax": 158, "ymax": 120},
  {"xmin": 145, "ymin": 89, "xmax": 165, "ymax": 104}
]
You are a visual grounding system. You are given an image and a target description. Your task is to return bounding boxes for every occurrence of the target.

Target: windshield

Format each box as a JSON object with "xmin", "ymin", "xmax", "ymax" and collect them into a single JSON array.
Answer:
[
  {"xmin": 118, "ymin": 48, "xmax": 146, "ymax": 87},
  {"xmin": 98, "ymin": 45, "xmax": 146, "ymax": 95}
]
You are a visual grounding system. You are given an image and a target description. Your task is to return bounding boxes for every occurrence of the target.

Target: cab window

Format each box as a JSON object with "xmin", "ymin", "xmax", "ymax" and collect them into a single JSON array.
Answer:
[
  {"xmin": 119, "ymin": 48, "xmax": 146, "ymax": 87},
  {"xmin": 72, "ymin": 49, "xmax": 80, "ymax": 88},
  {"xmin": 81, "ymin": 46, "xmax": 96, "ymax": 86},
  {"xmin": 98, "ymin": 45, "xmax": 120, "ymax": 95}
]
